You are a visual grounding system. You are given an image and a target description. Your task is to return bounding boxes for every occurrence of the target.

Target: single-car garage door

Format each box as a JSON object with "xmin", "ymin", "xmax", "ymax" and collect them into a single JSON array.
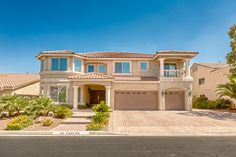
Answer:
[
  {"xmin": 165, "ymin": 91, "xmax": 185, "ymax": 110},
  {"xmin": 115, "ymin": 91, "xmax": 158, "ymax": 110}
]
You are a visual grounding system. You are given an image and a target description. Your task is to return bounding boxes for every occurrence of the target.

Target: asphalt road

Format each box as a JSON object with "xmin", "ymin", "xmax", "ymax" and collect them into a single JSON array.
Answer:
[{"xmin": 0, "ymin": 136, "xmax": 236, "ymax": 157}]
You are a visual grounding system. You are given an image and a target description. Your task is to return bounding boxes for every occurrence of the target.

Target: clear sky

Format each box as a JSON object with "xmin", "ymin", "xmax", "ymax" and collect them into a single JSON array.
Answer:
[{"xmin": 0, "ymin": 0, "xmax": 236, "ymax": 73}]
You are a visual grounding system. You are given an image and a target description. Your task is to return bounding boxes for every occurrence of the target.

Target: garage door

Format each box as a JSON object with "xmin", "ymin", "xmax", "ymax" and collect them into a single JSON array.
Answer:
[
  {"xmin": 115, "ymin": 91, "xmax": 158, "ymax": 110},
  {"xmin": 165, "ymin": 91, "xmax": 185, "ymax": 110}
]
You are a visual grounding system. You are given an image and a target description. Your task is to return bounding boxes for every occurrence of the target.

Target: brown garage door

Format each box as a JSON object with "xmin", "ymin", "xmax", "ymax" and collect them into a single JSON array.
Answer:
[
  {"xmin": 165, "ymin": 91, "xmax": 185, "ymax": 110},
  {"xmin": 115, "ymin": 91, "xmax": 158, "ymax": 110}
]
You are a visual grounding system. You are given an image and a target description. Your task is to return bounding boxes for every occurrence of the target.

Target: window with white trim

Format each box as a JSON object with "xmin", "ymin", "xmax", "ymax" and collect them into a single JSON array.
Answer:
[
  {"xmin": 51, "ymin": 58, "xmax": 68, "ymax": 71},
  {"xmin": 140, "ymin": 61, "xmax": 148, "ymax": 71},
  {"xmin": 87, "ymin": 64, "xmax": 95, "ymax": 73},
  {"xmin": 50, "ymin": 86, "xmax": 67, "ymax": 103},
  {"xmin": 115, "ymin": 62, "xmax": 130, "ymax": 73},
  {"xmin": 98, "ymin": 64, "xmax": 106, "ymax": 73},
  {"xmin": 40, "ymin": 60, "xmax": 44, "ymax": 72},
  {"xmin": 74, "ymin": 59, "xmax": 81, "ymax": 72}
]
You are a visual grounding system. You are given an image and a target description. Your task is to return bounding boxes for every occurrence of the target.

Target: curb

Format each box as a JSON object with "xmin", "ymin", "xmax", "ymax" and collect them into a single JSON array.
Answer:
[{"xmin": 0, "ymin": 131, "xmax": 126, "ymax": 136}]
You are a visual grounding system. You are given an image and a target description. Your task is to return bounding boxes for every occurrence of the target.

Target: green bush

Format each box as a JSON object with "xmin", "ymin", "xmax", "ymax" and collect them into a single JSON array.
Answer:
[
  {"xmin": 42, "ymin": 118, "xmax": 53, "ymax": 126},
  {"xmin": 6, "ymin": 115, "xmax": 33, "ymax": 130},
  {"xmin": 86, "ymin": 122, "xmax": 103, "ymax": 131},
  {"xmin": 92, "ymin": 112, "xmax": 109, "ymax": 125},
  {"xmin": 214, "ymin": 99, "xmax": 231, "ymax": 109},
  {"xmin": 54, "ymin": 105, "xmax": 72, "ymax": 119},
  {"xmin": 92, "ymin": 101, "xmax": 110, "ymax": 112},
  {"xmin": 193, "ymin": 96, "xmax": 211, "ymax": 109},
  {"xmin": 193, "ymin": 96, "xmax": 232, "ymax": 109}
]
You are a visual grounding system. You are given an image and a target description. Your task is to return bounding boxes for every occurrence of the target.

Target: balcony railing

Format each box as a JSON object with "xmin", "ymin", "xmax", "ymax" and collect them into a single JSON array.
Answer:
[{"xmin": 163, "ymin": 70, "xmax": 184, "ymax": 78}]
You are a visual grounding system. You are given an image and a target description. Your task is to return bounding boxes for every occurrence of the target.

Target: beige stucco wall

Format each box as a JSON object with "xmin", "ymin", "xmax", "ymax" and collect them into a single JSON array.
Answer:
[{"xmin": 191, "ymin": 64, "xmax": 229, "ymax": 100}]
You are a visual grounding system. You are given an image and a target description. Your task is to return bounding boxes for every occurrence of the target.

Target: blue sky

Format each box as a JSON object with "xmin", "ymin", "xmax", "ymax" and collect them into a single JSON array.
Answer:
[{"xmin": 0, "ymin": 0, "xmax": 236, "ymax": 73}]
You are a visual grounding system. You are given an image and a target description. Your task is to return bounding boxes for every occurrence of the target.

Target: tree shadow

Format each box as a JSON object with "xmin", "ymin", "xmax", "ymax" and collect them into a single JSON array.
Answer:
[{"xmin": 178, "ymin": 110, "xmax": 236, "ymax": 121}]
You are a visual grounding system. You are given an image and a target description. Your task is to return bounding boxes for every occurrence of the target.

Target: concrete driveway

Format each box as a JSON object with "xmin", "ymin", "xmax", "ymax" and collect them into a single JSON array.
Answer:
[{"xmin": 109, "ymin": 109, "xmax": 236, "ymax": 136}]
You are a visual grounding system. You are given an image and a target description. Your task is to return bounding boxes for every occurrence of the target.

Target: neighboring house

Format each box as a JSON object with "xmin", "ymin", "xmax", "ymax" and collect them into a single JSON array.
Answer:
[
  {"xmin": 191, "ymin": 62, "xmax": 230, "ymax": 100},
  {"xmin": 37, "ymin": 50, "xmax": 198, "ymax": 111},
  {"xmin": 0, "ymin": 74, "xmax": 40, "ymax": 97}
]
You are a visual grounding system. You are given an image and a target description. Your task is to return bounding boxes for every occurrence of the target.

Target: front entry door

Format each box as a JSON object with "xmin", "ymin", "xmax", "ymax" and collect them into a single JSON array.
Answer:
[{"xmin": 90, "ymin": 90, "xmax": 105, "ymax": 104}]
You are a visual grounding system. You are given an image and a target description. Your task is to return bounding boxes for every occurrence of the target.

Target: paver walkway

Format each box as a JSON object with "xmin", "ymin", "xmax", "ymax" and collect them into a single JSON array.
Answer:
[
  {"xmin": 52, "ymin": 109, "xmax": 94, "ymax": 131},
  {"xmin": 110, "ymin": 109, "xmax": 236, "ymax": 136}
]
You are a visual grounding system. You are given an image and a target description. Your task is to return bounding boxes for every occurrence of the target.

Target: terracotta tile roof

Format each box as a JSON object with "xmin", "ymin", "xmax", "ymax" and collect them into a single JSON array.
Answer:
[
  {"xmin": 0, "ymin": 74, "xmax": 40, "ymax": 90},
  {"xmin": 157, "ymin": 50, "xmax": 198, "ymax": 54},
  {"xmin": 69, "ymin": 72, "xmax": 114, "ymax": 80},
  {"xmin": 40, "ymin": 50, "xmax": 75, "ymax": 55},
  {"xmin": 194, "ymin": 62, "xmax": 229, "ymax": 69},
  {"xmin": 37, "ymin": 50, "xmax": 198, "ymax": 59},
  {"xmin": 114, "ymin": 76, "xmax": 158, "ymax": 81},
  {"xmin": 83, "ymin": 51, "xmax": 154, "ymax": 58}
]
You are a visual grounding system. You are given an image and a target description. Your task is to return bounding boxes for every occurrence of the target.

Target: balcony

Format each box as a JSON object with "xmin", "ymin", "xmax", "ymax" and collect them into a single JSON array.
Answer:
[{"xmin": 163, "ymin": 70, "xmax": 185, "ymax": 79}]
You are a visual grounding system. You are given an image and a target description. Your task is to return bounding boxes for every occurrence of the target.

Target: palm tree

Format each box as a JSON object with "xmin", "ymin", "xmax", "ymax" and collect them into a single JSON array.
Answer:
[{"xmin": 216, "ymin": 74, "xmax": 236, "ymax": 99}]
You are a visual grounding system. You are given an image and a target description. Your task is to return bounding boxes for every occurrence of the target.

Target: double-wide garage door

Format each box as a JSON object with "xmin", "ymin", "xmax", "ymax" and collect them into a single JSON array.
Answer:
[
  {"xmin": 165, "ymin": 91, "xmax": 185, "ymax": 110},
  {"xmin": 115, "ymin": 91, "xmax": 158, "ymax": 110}
]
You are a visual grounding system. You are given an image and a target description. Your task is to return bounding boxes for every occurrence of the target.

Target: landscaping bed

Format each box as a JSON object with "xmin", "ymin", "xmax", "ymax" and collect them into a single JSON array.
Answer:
[
  {"xmin": 0, "ymin": 95, "xmax": 72, "ymax": 131},
  {"xmin": 0, "ymin": 116, "xmax": 63, "ymax": 131}
]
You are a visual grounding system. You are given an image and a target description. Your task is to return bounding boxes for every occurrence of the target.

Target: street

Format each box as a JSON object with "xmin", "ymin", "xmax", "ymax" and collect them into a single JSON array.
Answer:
[{"xmin": 0, "ymin": 136, "xmax": 236, "ymax": 157}]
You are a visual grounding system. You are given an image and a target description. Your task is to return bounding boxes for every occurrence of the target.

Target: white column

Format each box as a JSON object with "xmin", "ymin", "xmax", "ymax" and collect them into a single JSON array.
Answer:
[
  {"xmin": 159, "ymin": 58, "xmax": 165, "ymax": 79},
  {"xmin": 186, "ymin": 59, "xmax": 191, "ymax": 78},
  {"xmin": 81, "ymin": 59, "xmax": 85, "ymax": 73},
  {"xmin": 80, "ymin": 85, "xmax": 84, "ymax": 104},
  {"xmin": 73, "ymin": 86, "xmax": 79, "ymax": 110},
  {"xmin": 105, "ymin": 86, "xmax": 111, "ymax": 107},
  {"xmin": 158, "ymin": 86, "xmax": 165, "ymax": 111}
]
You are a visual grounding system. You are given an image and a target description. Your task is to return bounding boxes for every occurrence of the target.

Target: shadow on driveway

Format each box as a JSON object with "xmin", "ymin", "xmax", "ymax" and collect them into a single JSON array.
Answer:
[{"xmin": 178, "ymin": 110, "xmax": 236, "ymax": 121}]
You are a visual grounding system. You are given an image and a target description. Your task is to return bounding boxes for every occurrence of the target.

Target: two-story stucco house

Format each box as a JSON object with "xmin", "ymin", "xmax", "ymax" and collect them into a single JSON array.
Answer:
[
  {"xmin": 191, "ymin": 62, "xmax": 230, "ymax": 100},
  {"xmin": 37, "ymin": 50, "xmax": 198, "ymax": 111}
]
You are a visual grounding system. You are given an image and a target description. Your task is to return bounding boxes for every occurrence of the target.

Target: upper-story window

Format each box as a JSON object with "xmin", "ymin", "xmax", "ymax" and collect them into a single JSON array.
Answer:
[
  {"xmin": 74, "ymin": 59, "xmax": 81, "ymax": 72},
  {"xmin": 40, "ymin": 60, "xmax": 44, "ymax": 72},
  {"xmin": 199, "ymin": 78, "xmax": 205, "ymax": 85},
  {"xmin": 51, "ymin": 58, "xmax": 68, "ymax": 71},
  {"xmin": 115, "ymin": 62, "xmax": 130, "ymax": 73},
  {"xmin": 87, "ymin": 64, "xmax": 95, "ymax": 73},
  {"xmin": 140, "ymin": 61, "xmax": 149, "ymax": 71},
  {"xmin": 98, "ymin": 64, "xmax": 106, "ymax": 73},
  {"xmin": 164, "ymin": 63, "xmax": 177, "ymax": 70}
]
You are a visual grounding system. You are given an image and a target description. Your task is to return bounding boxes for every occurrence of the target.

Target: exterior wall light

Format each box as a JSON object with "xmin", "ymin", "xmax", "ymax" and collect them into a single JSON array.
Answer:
[{"xmin": 189, "ymin": 90, "xmax": 192, "ymax": 96}]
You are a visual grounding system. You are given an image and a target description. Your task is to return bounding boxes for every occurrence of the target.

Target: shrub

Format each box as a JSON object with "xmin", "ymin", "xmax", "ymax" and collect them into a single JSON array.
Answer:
[
  {"xmin": 54, "ymin": 105, "xmax": 72, "ymax": 119},
  {"xmin": 59, "ymin": 104, "xmax": 73, "ymax": 109},
  {"xmin": 6, "ymin": 115, "xmax": 33, "ymax": 130},
  {"xmin": 193, "ymin": 96, "xmax": 232, "ymax": 109},
  {"xmin": 193, "ymin": 96, "xmax": 211, "ymax": 109},
  {"xmin": 86, "ymin": 122, "xmax": 103, "ymax": 131},
  {"xmin": 214, "ymin": 99, "xmax": 231, "ymax": 109},
  {"xmin": 42, "ymin": 118, "xmax": 53, "ymax": 126},
  {"xmin": 25, "ymin": 96, "xmax": 55, "ymax": 118},
  {"xmin": 92, "ymin": 112, "xmax": 109, "ymax": 125},
  {"xmin": 92, "ymin": 101, "xmax": 110, "ymax": 113}
]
